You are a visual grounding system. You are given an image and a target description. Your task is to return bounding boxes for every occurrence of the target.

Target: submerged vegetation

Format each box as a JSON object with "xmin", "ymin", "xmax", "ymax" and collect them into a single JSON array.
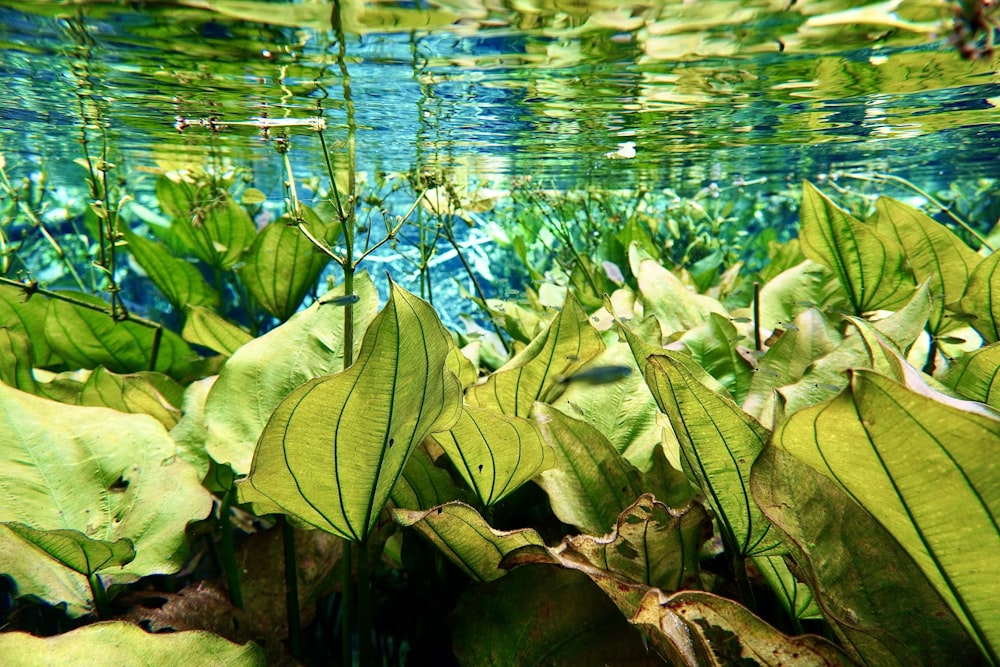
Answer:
[{"xmin": 1, "ymin": 126, "xmax": 999, "ymax": 665}]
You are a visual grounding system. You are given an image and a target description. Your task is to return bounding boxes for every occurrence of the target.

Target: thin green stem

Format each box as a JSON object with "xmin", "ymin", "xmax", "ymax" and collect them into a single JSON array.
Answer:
[
  {"xmin": 441, "ymin": 222, "xmax": 509, "ymax": 353},
  {"xmin": 218, "ymin": 487, "xmax": 243, "ymax": 609},
  {"xmin": 88, "ymin": 573, "xmax": 111, "ymax": 620},
  {"xmin": 280, "ymin": 516, "xmax": 303, "ymax": 661},
  {"xmin": 341, "ymin": 541, "xmax": 353, "ymax": 667},
  {"xmin": 357, "ymin": 537, "xmax": 372, "ymax": 667}
]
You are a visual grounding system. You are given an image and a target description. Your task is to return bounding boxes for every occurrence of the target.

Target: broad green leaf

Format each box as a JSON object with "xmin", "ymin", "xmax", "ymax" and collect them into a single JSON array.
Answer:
[
  {"xmin": 161, "ymin": 182, "xmax": 256, "ymax": 270},
  {"xmin": 0, "ymin": 621, "xmax": 265, "ymax": 666},
  {"xmin": 799, "ymin": 181, "xmax": 914, "ymax": 314},
  {"xmin": 122, "ymin": 226, "xmax": 219, "ymax": 311},
  {"xmin": 390, "ymin": 445, "xmax": 465, "ymax": 511},
  {"xmin": 182, "ymin": 305, "xmax": 254, "ymax": 356},
  {"xmin": 551, "ymin": 340, "xmax": 662, "ymax": 471},
  {"xmin": 631, "ymin": 588, "xmax": 853, "ymax": 667},
  {"xmin": 960, "ymin": 251, "xmax": 1000, "ymax": 343},
  {"xmin": 205, "ymin": 272, "xmax": 378, "ymax": 474},
  {"xmin": 169, "ymin": 375, "xmax": 217, "ymax": 480},
  {"xmin": 940, "ymin": 342, "xmax": 1000, "ymax": 410},
  {"xmin": 773, "ymin": 370, "xmax": 1000, "ymax": 663},
  {"xmin": 44, "ymin": 293, "xmax": 196, "ymax": 378},
  {"xmin": 752, "ymin": 444, "xmax": 981, "ymax": 666},
  {"xmin": 742, "ymin": 307, "xmax": 842, "ymax": 428},
  {"xmin": 237, "ymin": 283, "xmax": 463, "ymax": 542},
  {"xmin": 431, "ymin": 405, "xmax": 550, "ymax": 508},
  {"xmin": 634, "ymin": 255, "xmax": 728, "ymax": 340},
  {"xmin": 238, "ymin": 212, "xmax": 333, "ymax": 321},
  {"xmin": 872, "ymin": 197, "xmax": 981, "ymax": 334},
  {"xmin": 465, "ymin": 290, "xmax": 604, "ymax": 417},
  {"xmin": 392, "ymin": 501, "xmax": 545, "ymax": 582},
  {"xmin": 680, "ymin": 312, "xmax": 753, "ymax": 404},
  {"xmin": 0, "ymin": 283, "xmax": 56, "ymax": 366},
  {"xmin": 505, "ymin": 494, "xmax": 707, "ymax": 594},
  {"xmin": 532, "ymin": 402, "xmax": 651, "ymax": 535},
  {"xmin": 635, "ymin": 348, "xmax": 779, "ymax": 557},
  {"xmin": 446, "ymin": 338, "xmax": 480, "ymax": 389},
  {"xmin": 3, "ymin": 523, "xmax": 135, "ymax": 576},
  {"xmin": 756, "ymin": 259, "xmax": 839, "ymax": 330},
  {"xmin": 0, "ymin": 328, "xmax": 39, "ymax": 392},
  {"xmin": 752, "ymin": 555, "xmax": 822, "ymax": 621},
  {"xmin": 78, "ymin": 367, "xmax": 183, "ymax": 430},
  {"xmin": 0, "ymin": 383, "xmax": 213, "ymax": 614}
]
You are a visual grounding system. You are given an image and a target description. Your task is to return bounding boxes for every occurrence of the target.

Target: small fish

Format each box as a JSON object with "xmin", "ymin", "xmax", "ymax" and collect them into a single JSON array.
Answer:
[
  {"xmin": 777, "ymin": 321, "xmax": 799, "ymax": 332},
  {"xmin": 320, "ymin": 293, "xmax": 360, "ymax": 306},
  {"xmin": 557, "ymin": 365, "xmax": 632, "ymax": 385}
]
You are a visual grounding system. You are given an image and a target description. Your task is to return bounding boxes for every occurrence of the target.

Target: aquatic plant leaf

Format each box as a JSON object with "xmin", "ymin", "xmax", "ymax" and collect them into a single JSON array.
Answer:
[
  {"xmin": 44, "ymin": 293, "xmax": 196, "ymax": 378},
  {"xmin": 872, "ymin": 196, "xmax": 981, "ymax": 334},
  {"xmin": 205, "ymin": 272, "xmax": 378, "ymax": 474},
  {"xmin": 77, "ymin": 366, "xmax": 183, "ymax": 430},
  {"xmin": 633, "ymin": 255, "xmax": 728, "ymax": 339},
  {"xmin": 465, "ymin": 290, "xmax": 603, "ymax": 417},
  {"xmin": 799, "ymin": 181, "xmax": 914, "ymax": 314},
  {"xmin": 0, "ymin": 621, "xmax": 265, "ymax": 666},
  {"xmin": 122, "ymin": 226, "xmax": 219, "ymax": 311},
  {"xmin": 959, "ymin": 251, "xmax": 1000, "ymax": 343},
  {"xmin": 431, "ymin": 405, "xmax": 550, "ymax": 508},
  {"xmin": 633, "ymin": 347, "xmax": 780, "ymax": 557},
  {"xmin": 182, "ymin": 305, "xmax": 253, "ymax": 356},
  {"xmin": 2, "ymin": 523, "xmax": 135, "ymax": 576},
  {"xmin": 390, "ymin": 445, "xmax": 464, "ymax": 511},
  {"xmin": 630, "ymin": 588, "xmax": 853, "ymax": 667},
  {"xmin": 773, "ymin": 370, "xmax": 1000, "ymax": 662},
  {"xmin": 550, "ymin": 340, "xmax": 662, "ymax": 471},
  {"xmin": 0, "ymin": 283, "xmax": 57, "ymax": 367},
  {"xmin": 452, "ymin": 566, "xmax": 653, "ymax": 667},
  {"xmin": 742, "ymin": 307, "xmax": 842, "ymax": 428},
  {"xmin": 238, "ymin": 213, "xmax": 333, "ymax": 321},
  {"xmin": 756, "ymin": 259, "xmax": 839, "ymax": 330},
  {"xmin": 0, "ymin": 383, "xmax": 213, "ymax": 615},
  {"xmin": 0, "ymin": 328, "xmax": 38, "ymax": 393},
  {"xmin": 679, "ymin": 312, "xmax": 753, "ymax": 404},
  {"xmin": 168, "ymin": 375, "xmax": 217, "ymax": 480},
  {"xmin": 532, "ymin": 403, "xmax": 651, "ymax": 535},
  {"xmin": 751, "ymin": 554, "xmax": 822, "ymax": 621},
  {"xmin": 392, "ymin": 501, "xmax": 545, "ymax": 582},
  {"xmin": 237, "ymin": 283, "xmax": 463, "ymax": 542},
  {"xmin": 752, "ymin": 444, "xmax": 981, "ymax": 666},
  {"xmin": 505, "ymin": 494, "xmax": 707, "ymax": 594},
  {"xmin": 939, "ymin": 342, "xmax": 1000, "ymax": 410}
]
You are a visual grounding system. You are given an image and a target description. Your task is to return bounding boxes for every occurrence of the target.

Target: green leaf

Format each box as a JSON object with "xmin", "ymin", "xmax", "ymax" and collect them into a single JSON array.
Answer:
[
  {"xmin": 238, "ymin": 212, "xmax": 333, "ymax": 321},
  {"xmin": 122, "ymin": 226, "xmax": 219, "ymax": 311},
  {"xmin": 392, "ymin": 501, "xmax": 545, "ymax": 582},
  {"xmin": 169, "ymin": 376, "xmax": 217, "ymax": 480},
  {"xmin": 0, "ymin": 621, "xmax": 265, "ymax": 666},
  {"xmin": 3, "ymin": 523, "xmax": 135, "ymax": 576},
  {"xmin": 0, "ymin": 328, "xmax": 39, "ymax": 392},
  {"xmin": 872, "ymin": 196, "xmax": 981, "ymax": 334},
  {"xmin": 799, "ymin": 181, "xmax": 914, "ymax": 314},
  {"xmin": 466, "ymin": 290, "xmax": 604, "ymax": 417},
  {"xmin": 751, "ymin": 555, "xmax": 822, "ymax": 621},
  {"xmin": 0, "ymin": 383, "xmax": 213, "ymax": 615},
  {"xmin": 634, "ymin": 254, "xmax": 728, "ymax": 340},
  {"xmin": 679, "ymin": 312, "xmax": 753, "ymax": 404},
  {"xmin": 452, "ymin": 566, "xmax": 652, "ymax": 667},
  {"xmin": 237, "ymin": 282, "xmax": 463, "ymax": 542},
  {"xmin": 752, "ymin": 444, "xmax": 981, "ymax": 666},
  {"xmin": 182, "ymin": 305, "xmax": 254, "ymax": 356},
  {"xmin": 205, "ymin": 272, "xmax": 378, "ymax": 474},
  {"xmin": 756, "ymin": 259, "xmax": 839, "ymax": 330},
  {"xmin": 431, "ymin": 405, "xmax": 550, "ymax": 508},
  {"xmin": 0, "ymin": 283, "xmax": 57, "ymax": 367},
  {"xmin": 773, "ymin": 370, "xmax": 1000, "ymax": 663},
  {"xmin": 44, "ymin": 293, "xmax": 196, "ymax": 377},
  {"xmin": 77, "ymin": 367, "xmax": 183, "ymax": 430},
  {"xmin": 940, "ymin": 342, "xmax": 1000, "ymax": 410},
  {"xmin": 959, "ymin": 251, "xmax": 1000, "ymax": 343},
  {"xmin": 390, "ymin": 445, "xmax": 464, "ymax": 510},
  {"xmin": 635, "ymin": 348, "xmax": 780, "ymax": 557}
]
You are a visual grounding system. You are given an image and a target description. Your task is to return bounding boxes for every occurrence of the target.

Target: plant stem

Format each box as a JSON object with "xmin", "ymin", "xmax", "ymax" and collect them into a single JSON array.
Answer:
[
  {"xmin": 218, "ymin": 486, "xmax": 243, "ymax": 608},
  {"xmin": 753, "ymin": 281, "xmax": 762, "ymax": 352},
  {"xmin": 341, "ymin": 541, "xmax": 353, "ymax": 667},
  {"xmin": 357, "ymin": 537, "xmax": 372, "ymax": 667},
  {"xmin": 280, "ymin": 516, "xmax": 303, "ymax": 661},
  {"xmin": 88, "ymin": 573, "xmax": 111, "ymax": 620}
]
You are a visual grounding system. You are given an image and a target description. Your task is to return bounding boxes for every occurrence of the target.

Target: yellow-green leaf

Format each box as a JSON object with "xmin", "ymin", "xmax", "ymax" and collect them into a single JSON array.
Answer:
[
  {"xmin": 3, "ymin": 523, "xmax": 135, "ymax": 576},
  {"xmin": 960, "ymin": 251, "xmax": 1000, "ymax": 343},
  {"xmin": 237, "ymin": 282, "xmax": 462, "ymax": 541},
  {"xmin": 182, "ymin": 306, "xmax": 253, "ymax": 356},
  {"xmin": 122, "ymin": 226, "xmax": 219, "ymax": 311}
]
